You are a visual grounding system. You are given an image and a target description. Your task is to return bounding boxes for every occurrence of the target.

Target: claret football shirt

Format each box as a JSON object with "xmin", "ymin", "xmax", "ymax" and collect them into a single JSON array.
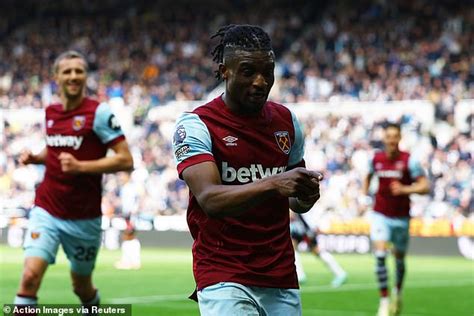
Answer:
[
  {"xmin": 35, "ymin": 97, "xmax": 125, "ymax": 219},
  {"xmin": 173, "ymin": 96, "xmax": 305, "ymax": 290},
  {"xmin": 369, "ymin": 150, "xmax": 425, "ymax": 218}
]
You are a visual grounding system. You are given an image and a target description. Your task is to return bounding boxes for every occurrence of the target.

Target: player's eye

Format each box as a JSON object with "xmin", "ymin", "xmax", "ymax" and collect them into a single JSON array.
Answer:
[
  {"xmin": 241, "ymin": 68, "xmax": 254, "ymax": 77},
  {"xmin": 264, "ymin": 70, "xmax": 274, "ymax": 78}
]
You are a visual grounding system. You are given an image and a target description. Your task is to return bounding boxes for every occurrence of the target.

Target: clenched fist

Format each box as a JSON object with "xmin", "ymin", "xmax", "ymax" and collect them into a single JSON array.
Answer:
[
  {"xmin": 274, "ymin": 167, "xmax": 323, "ymax": 201},
  {"xmin": 58, "ymin": 152, "xmax": 82, "ymax": 174},
  {"xmin": 19, "ymin": 150, "xmax": 36, "ymax": 165}
]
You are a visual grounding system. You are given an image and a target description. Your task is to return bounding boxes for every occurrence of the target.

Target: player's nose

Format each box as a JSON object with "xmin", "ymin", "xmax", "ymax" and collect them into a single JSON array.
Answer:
[{"xmin": 252, "ymin": 73, "xmax": 268, "ymax": 88}]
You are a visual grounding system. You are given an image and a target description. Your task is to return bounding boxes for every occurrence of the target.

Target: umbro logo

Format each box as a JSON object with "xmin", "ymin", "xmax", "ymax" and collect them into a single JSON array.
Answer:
[{"xmin": 223, "ymin": 135, "xmax": 238, "ymax": 146}]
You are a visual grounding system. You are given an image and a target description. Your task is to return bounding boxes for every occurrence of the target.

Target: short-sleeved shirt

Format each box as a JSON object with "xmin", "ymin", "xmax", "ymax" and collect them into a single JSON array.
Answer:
[
  {"xmin": 369, "ymin": 150, "xmax": 424, "ymax": 218},
  {"xmin": 173, "ymin": 96, "xmax": 305, "ymax": 290},
  {"xmin": 35, "ymin": 97, "xmax": 125, "ymax": 219}
]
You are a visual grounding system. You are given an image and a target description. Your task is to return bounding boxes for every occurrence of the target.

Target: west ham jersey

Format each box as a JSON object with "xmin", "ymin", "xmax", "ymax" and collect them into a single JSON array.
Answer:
[
  {"xmin": 369, "ymin": 150, "xmax": 424, "ymax": 218},
  {"xmin": 35, "ymin": 97, "xmax": 125, "ymax": 219},
  {"xmin": 173, "ymin": 96, "xmax": 305, "ymax": 290}
]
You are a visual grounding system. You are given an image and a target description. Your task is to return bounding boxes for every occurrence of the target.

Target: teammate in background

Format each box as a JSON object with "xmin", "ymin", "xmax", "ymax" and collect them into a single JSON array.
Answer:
[
  {"xmin": 115, "ymin": 220, "xmax": 141, "ymax": 270},
  {"xmin": 363, "ymin": 123, "xmax": 429, "ymax": 316},
  {"xmin": 15, "ymin": 51, "xmax": 133, "ymax": 314},
  {"xmin": 290, "ymin": 212, "xmax": 347, "ymax": 287},
  {"xmin": 172, "ymin": 24, "xmax": 322, "ymax": 315}
]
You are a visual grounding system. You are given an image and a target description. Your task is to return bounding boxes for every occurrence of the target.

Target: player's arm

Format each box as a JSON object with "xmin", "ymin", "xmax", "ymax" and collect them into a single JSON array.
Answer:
[
  {"xmin": 359, "ymin": 155, "xmax": 375, "ymax": 209},
  {"xmin": 390, "ymin": 156, "xmax": 430, "ymax": 196},
  {"xmin": 182, "ymin": 161, "xmax": 321, "ymax": 218},
  {"xmin": 287, "ymin": 110, "xmax": 323, "ymax": 214},
  {"xmin": 289, "ymin": 196, "xmax": 318, "ymax": 214},
  {"xmin": 59, "ymin": 140, "xmax": 133, "ymax": 174},
  {"xmin": 59, "ymin": 102, "xmax": 133, "ymax": 174},
  {"xmin": 362, "ymin": 153, "xmax": 375, "ymax": 196},
  {"xmin": 362, "ymin": 173, "xmax": 373, "ymax": 196},
  {"xmin": 360, "ymin": 173, "xmax": 374, "ymax": 209},
  {"xmin": 289, "ymin": 172, "xmax": 323, "ymax": 214},
  {"xmin": 19, "ymin": 148, "xmax": 47, "ymax": 165},
  {"xmin": 390, "ymin": 175, "xmax": 429, "ymax": 196}
]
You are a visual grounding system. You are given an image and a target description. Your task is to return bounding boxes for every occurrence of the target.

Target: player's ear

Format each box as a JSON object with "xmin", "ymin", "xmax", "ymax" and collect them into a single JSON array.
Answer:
[
  {"xmin": 52, "ymin": 70, "xmax": 59, "ymax": 82},
  {"xmin": 219, "ymin": 63, "xmax": 228, "ymax": 80}
]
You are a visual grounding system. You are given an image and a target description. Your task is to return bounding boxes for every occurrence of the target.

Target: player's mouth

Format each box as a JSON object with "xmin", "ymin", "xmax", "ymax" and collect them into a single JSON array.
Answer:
[
  {"xmin": 67, "ymin": 83, "xmax": 82, "ymax": 90},
  {"xmin": 248, "ymin": 92, "xmax": 266, "ymax": 101}
]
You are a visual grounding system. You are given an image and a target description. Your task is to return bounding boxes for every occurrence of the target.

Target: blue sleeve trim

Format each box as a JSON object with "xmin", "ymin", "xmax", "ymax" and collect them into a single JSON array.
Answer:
[
  {"xmin": 368, "ymin": 154, "xmax": 374, "ymax": 174},
  {"xmin": 408, "ymin": 155, "xmax": 424, "ymax": 178},
  {"xmin": 93, "ymin": 102, "xmax": 124, "ymax": 144},
  {"xmin": 172, "ymin": 113, "xmax": 212, "ymax": 164},
  {"xmin": 288, "ymin": 111, "xmax": 305, "ymax": 167}
]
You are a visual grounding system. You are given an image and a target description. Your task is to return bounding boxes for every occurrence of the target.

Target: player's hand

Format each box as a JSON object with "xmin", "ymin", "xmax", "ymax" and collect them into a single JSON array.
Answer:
[
  {"xmin": 274, "ymin": 167, "xmax": 323, "ymax": 199},
  {"xmin": 390, "ymin": 181, "xmax": 405, "ymax": 196},
  {"xmin": 298, "ymin": 174, "xmax": 323, "ymax": 204},
  {"xmin": 299, "ymin": 170, "xmax": 323, "ymax": 202},
  {"xmin": 19, "ymin": 150, "xmax": 36, "ymax": 165},
  {"xmin": 58, "ymin": 152, "xmax": 82, "ymax": 174}
]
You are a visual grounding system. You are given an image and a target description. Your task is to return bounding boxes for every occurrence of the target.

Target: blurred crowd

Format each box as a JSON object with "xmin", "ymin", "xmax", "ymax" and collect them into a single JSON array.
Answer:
[
  {"xmin": 0, "ymin": 0, "xmax": 472, "ymax": 112},
  {"xmin": 0, "ymin": 0, "xmax": 473, "ymax": 229},
  {"xmin": 275, "ymin": 1, "xmax": 472, "ymax": 109}
]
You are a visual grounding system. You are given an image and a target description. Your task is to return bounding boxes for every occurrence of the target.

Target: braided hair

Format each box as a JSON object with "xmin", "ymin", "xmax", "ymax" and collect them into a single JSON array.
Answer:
[{"xmin": 210, "ymin": 24, "xmax": 273, "ymax": 80}]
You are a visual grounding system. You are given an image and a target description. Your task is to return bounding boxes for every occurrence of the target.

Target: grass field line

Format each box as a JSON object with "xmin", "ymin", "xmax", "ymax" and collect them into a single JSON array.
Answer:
[
  {"xmin": 302, "ymin": 278, "xmax": 474, "ymax": 293},
  {"xmin": 106, "ymin": 279, "xmax": 474, "ymax": 304}
]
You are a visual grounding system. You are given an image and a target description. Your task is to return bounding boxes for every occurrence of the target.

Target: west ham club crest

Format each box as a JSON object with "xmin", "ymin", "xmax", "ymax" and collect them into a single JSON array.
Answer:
[
  {"xmin": 72, "ymin": 115, "xmax": 86, "ymax": 131},
  {"xmin": 274, "ymin": 131, "xmax": 291, "ymax": 154}
]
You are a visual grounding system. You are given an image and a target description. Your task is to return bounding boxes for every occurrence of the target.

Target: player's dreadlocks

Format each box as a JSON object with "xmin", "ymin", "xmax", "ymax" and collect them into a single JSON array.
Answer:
[{"xmin": 210, "ymin": 24, "xmax": 273, "ymax": 80}]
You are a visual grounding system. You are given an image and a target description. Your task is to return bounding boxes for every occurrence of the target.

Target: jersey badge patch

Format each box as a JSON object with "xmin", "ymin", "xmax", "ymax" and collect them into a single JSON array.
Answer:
[
  {"xmin": 72, "ymin": 115, "xmax": 86, "ymax": 131},
  {"xmin": 108, "ymin": 114, "xmax": 121, "ymax": 131},
  {"xmin": 175, "ymin": 145, "xmax": 190, "ymax": 160},
  {"xmin": 395, "ymin": 161, "xmax": 405, "ymax": 170},
  {"xmin": 173, "ymin": 125, "xmax": 186, "ymax": 145},
  {"xmin": 274, "ymin": 131, "xmax": 291, "ymax": 154}
]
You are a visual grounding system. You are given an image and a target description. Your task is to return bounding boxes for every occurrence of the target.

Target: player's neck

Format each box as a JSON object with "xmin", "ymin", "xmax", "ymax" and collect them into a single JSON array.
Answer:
[
  {"xmin": 386, "ymin": 149, "xmax": 400, "ymax": 159},
  {"xmin": 222, "ymin": 94, "xmax": 241, "ymax": 115},
  {"xmin": 221, "ymin": 93, "xmax": 261, "ymax": 117},
  {"xmin": 61, "ymin": 95, "xmax": 84, "ymax": 111}
]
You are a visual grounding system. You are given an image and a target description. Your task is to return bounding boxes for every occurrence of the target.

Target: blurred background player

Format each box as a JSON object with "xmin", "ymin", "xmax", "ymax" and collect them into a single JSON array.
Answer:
[
  {"xmin": 115, "ymin": 219, "xmax": 141, "ymax": 270},
  {"xmin": 363, "ymin": 123, "xmax": 430, "ymax": 316},
  {"xmin": 290, "ymin": 212, "xmax": 347, "ymax": 287},
  {"xmin": 172, "ymin": 24, "xmax": 323, "ymax": 315},
  {"xmin": 14, "ymin": 51, "xmax": 133, "ymax": 314}
]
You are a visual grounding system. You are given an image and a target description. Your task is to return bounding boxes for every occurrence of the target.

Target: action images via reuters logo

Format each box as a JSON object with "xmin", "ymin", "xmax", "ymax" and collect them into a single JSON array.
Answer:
[{"xmin": 3, "ymin": 304, "xmax": 131, "ymax": 316}]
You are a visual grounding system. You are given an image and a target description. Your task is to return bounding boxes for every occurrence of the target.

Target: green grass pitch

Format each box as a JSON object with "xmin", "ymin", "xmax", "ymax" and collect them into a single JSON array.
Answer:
[{"xmin": 1, "ymin": 245, "xmax": 473, "ymax": 315}]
